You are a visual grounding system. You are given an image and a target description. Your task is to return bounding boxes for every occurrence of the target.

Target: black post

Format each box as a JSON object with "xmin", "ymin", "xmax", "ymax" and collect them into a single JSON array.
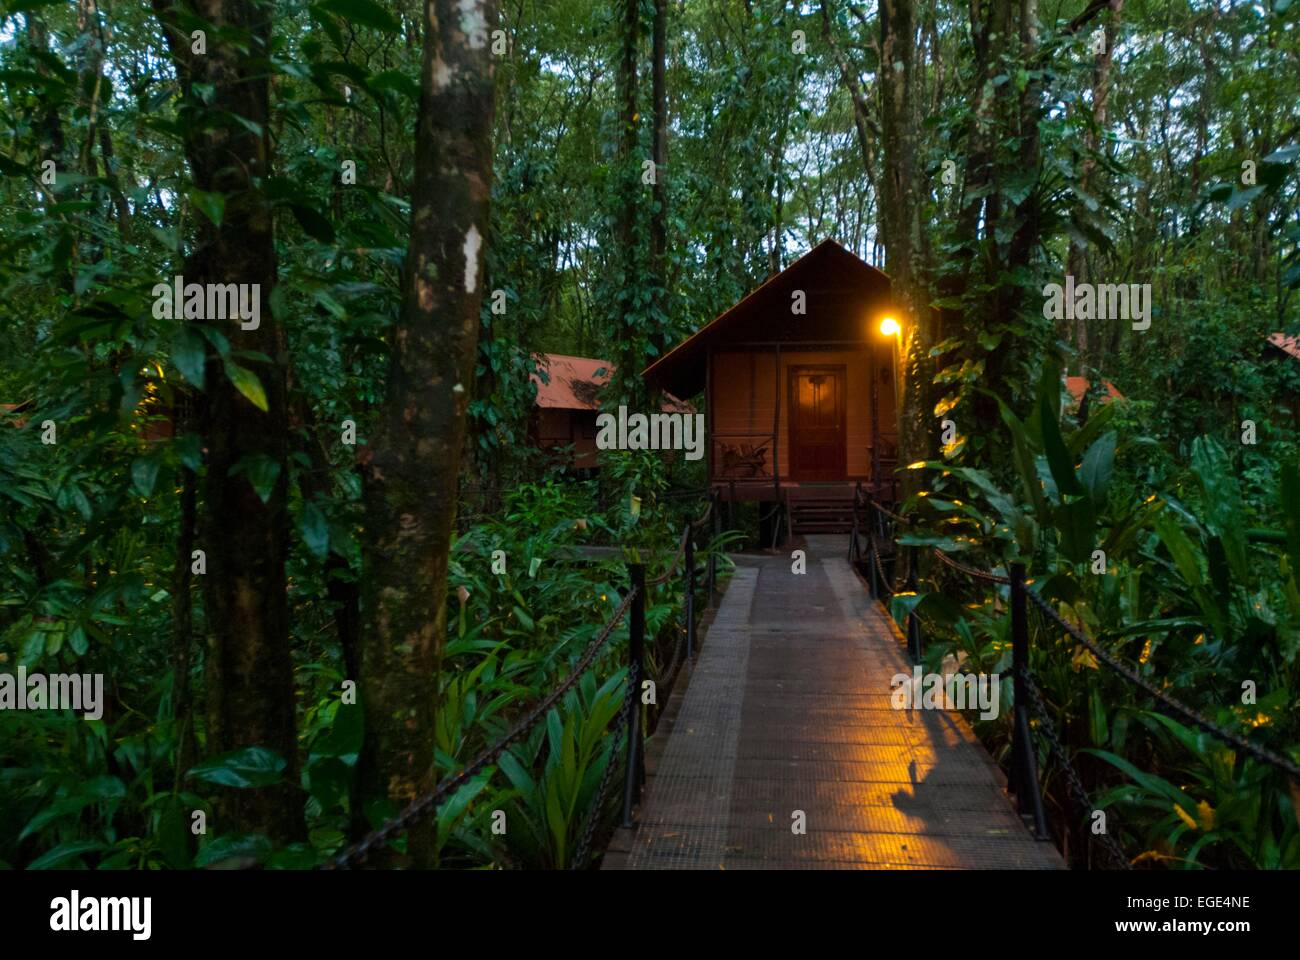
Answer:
[
  {"xmin": 850, "ymin": 496, "xmax": 859, "ymax": 563},
  {"xmin": 708, "ymin": 490, "xmax": 719, "ymax": 607},
  {"xmin": 867, "ymin": 499, "xmax": 879, "ymax": 599},
  {"xmin": 621, "ymin": 563, "xmax": 646, "ymax": 827},
  {"xmin": 1010, "ymin": 562, "xmax": 1050, "ymax": 840},
  {"xmin": 685, "ymin": 529, "xmax": 696, "ymax": 660},
  {"xmin": 906, "ymin": 518, "xmax": 921, "ymax": 662}
]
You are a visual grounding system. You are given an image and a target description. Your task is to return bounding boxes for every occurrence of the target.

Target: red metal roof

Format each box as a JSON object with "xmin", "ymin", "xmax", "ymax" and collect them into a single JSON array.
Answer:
[
  {"xmin": 532, "ymin": 354, "xmax": 692, "ymax": 413},
  {"xmin": 531, "ymin": 353, "xmax": 611, "ymax": 410},
  {"xmin": 1065, "ymin": 376, "xmax": 1122, "ymax": 405},
  {"xmin": 1266, "ymin": 332, "xmax": 1300, "ymax": 361}
]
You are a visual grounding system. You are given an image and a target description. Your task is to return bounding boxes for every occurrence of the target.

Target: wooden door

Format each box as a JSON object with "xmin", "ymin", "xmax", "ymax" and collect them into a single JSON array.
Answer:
[{"xmin": 788, "ymin": 366, "xmax": 846, "ymax": 481}]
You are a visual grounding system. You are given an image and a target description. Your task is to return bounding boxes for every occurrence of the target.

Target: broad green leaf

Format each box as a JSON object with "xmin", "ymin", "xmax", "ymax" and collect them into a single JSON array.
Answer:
[
  {"xmin": 187, "ymin": 746, "xmax": 287, "ymax": 788},
  {"xmin": 194, "ymin": 833, "xmax": 272, "ymax": 868},
  {"xmin": 27, "ymin": 840, "xmax": 108, "ymax": 870},
  {"xmin": 1088, "ymin": 682, "xmax": 1108, "ymax": 746},
  {"xmin": 231, "ymin": 454, "xmax": 282, "ymax": 504},
  {"xmin": 290, "ymin": 202, "xmax": 335, "ymax": 243},
  {"xmin": 1067, "ymin": 398, "xmax": 1117, "ymax": 457},
  {"xmin": 995, "ymin": 397, "xmax": 1050, "ymax": 527},
  {"xmin": 1084, "ymin": 749, "xmax": 1197, "ymax": 817},
  {"xmin": 1226, "ymin": 186, "xmax": 1264, "ymax": 211},
  {"xmin": 1040, "ymin": 391, "xmax": 1085, "ymax": 498},
  {"xmin": 1261, "ymin": 144, "xmax": 1299, "ymax": 164},
  {"xmin": 224, "ymin": 362, "xmax": 268, "ymax": 412},
  {"xmin": 174, "ymin": 432, "xmax": 203, "ymax": 472},
  {"xmin": 300, "ymin": 501, "xmax": 330, "ymax": 559},
  {"xmin": 1057, "ymin": 497, "xmax": 1096, "ymax": 565},
  {"xmin": 317, "ymin": 0, "xmax": 401, "ymax": 31},
  {"xmin": 499, "ymin": 750, "xmax": 536, "ymax": 796},
  {"xmin": 1078, "ymin": 432, "xmax": 1116, "ymax": 506},
  {"xmin": 1154, "ymin": 511, "xmax": 1204, "ymax": 588},
  {"xmin": 1190, "ymin": 437, "xmax": 1249, "ymax": 585},
  {"xmin": 20, "ymin": 629, "xmax": 44, "ymax": 667},
  {"xmin": 68, "ymin": 625, "xmax": 88, "ymax": 656},
  {"xmin": 172, "ymin": 326, "xmax": 207, "ymax": 388},
  {"xmin": 188, "ymin": 188, "xmax": 225, "ymax": 227},
  {"xmin": 131, "ymin": 455, "xmax": 160, "ymax": 497}
]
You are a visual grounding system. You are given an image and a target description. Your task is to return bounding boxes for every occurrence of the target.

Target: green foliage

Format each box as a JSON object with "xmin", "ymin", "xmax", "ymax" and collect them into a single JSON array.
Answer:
[{"xmin": 899, "ymin": 361, "xmax": 1300, "ymax": 868}]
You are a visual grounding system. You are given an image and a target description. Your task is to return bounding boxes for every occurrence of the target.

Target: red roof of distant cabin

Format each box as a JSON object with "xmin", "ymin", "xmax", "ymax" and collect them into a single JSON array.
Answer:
[
  {"xmin": 1266, "ymin": 332, "xmax": 1300, "ymax": 361},
  {"xmin": 1065, "ymin": 377, "xmax": 1122, "ymax": 404},
  {"xmin": 531, "ymin": 353, "xmax": 692, "ymax": 413},
  {"xmin": 532, "ymin": 353, "xmax": 611, "ymax": 410}
]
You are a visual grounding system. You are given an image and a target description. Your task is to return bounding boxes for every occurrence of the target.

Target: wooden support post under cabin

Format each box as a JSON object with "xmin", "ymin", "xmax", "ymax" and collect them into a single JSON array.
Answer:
[{"xmin": 771, "ymin": 343, "xmax": 782, "ymax": 547}]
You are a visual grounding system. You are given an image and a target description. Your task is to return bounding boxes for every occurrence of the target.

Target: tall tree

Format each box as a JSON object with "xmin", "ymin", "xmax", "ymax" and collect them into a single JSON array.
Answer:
[
  {"xmin": 152, "ymin": 0, "xmax": 303, "ymax": 844},
  {"xmin": 1066, "ymin": 0, "xmax": 1125, "ymax": 375},
  {"xmin": 649, "ymin": 0, "xmax": 669, "ymax": 357},
  {"xmin": 877, "ymin": 0, "xmax": 932, "ymax": 480},
  {"xmin": 358, "ymin": 0, "xmax": 499, "ymax": 867},
  {"xmin": 612, "ymin": 0, "xmax": 646, "ymax": 404}
]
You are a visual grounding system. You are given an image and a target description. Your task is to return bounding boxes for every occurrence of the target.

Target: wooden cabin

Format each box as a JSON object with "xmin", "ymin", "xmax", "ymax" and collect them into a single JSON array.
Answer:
[
  {"xmin": 643, "ymin": 240, "xmax": 900, "ymax": 541},
  {"xmin": 530, "ymin": 353, "xmax": 609, "ymax": 471},
  {"xmin": 530, "ymin": 353, "xmax": 692, "ymax": 472}
]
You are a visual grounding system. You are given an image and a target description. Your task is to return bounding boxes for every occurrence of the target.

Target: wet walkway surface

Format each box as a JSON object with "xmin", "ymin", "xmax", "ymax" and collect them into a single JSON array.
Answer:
[{"xmin": 605, "ymin": 537, "xmax": 1064, "ymax": 870}]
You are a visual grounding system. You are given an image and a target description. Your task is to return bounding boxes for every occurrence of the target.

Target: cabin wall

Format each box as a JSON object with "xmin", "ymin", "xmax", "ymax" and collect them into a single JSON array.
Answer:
[
  {"xmin": 710, "ymin": 346, "xmax": 897, "ymax": 484},
  {"xmin": 534, "ymin": 408, "xmax": 600, "ymax": 469}
]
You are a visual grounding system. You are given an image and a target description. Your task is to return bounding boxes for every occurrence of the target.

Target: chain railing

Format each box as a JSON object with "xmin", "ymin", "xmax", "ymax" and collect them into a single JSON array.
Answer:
[
  {"xmin": 854, "ymin": 486, "xmax": 922, "ymax": 659},
  {"xmin": 324, "ymin": 490, "xmax": 717, "ymax": 870},
  {"xmin": 1023, "ymin": 586, "xmax": 1300, "ymax": 780},
  {"xmin": 854, "ymin": 494, "xmax": 1300, "ymax": 870}
]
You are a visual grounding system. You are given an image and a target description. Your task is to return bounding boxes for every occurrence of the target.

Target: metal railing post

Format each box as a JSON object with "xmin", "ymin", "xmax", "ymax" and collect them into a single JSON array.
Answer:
[
  {"xmin": 867, "ymin": 499, "xmax": 880, "ymax": 599},
  {"xmin": 621, "ymin": 564, "xmax": 646, "ymax": 828},
  {"xmin": 684, "ymin": 529, "xmax": 696, "ymax": 660},
  {"xmin": 1010, "ymin": 562, "xmax": 1050, "ymax": 840},
  {"xmin": 906, "ymin": 517, "xmax": 922, "ymax": 662},
  {"xmin": 708, "ymin": 489, "xmax": 719, "ymax": 607}
]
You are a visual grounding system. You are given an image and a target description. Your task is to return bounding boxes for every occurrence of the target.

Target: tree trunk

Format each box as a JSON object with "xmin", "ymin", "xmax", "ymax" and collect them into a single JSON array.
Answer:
[
  {"xmin": 614, "ymin": 0, "xmax": 644, "ymax": 403},
  {"xmin": 650, "ymin": 0, "xmax": 669, "ymax": 356},
  {"xmin": 153, "ymin": 0, "xmax": 302, "ymax": 844},
  {"xmin": 170, "ymin": 454, "xmax": 198, "ymax": 793},
  {"xmin": 878, "ymin": 0, "xmax": 931, "ymax": 489},
  {"xmin": 1066, "ymin": 0, "xmax": 1124, "ymax": 373},
  {"xmin": 358, "ymin": 0, "xmax": 498, "ymax": 868}
]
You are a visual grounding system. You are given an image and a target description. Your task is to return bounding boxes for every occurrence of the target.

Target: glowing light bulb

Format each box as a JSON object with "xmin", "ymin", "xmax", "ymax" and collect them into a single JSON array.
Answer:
[{"xmin": 879, "ymin": 317, "xmax": 901, "ymax": 337}]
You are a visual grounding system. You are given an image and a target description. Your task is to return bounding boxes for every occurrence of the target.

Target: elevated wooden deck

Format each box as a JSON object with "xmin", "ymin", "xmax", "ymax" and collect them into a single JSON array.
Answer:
[{"xmin": 604, "ymin": 536, "xmax": 1064, "ymax": 870}]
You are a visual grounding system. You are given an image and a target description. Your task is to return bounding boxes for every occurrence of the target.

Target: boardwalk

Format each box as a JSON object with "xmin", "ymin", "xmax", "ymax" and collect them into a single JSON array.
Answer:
[{"xmin": 605, "ymin": 537, "xmax": 1063, "ymax": 870}]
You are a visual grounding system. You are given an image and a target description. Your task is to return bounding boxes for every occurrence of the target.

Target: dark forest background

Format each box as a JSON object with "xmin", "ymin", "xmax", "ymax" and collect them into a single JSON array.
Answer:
[{"xmin": 0, "ymin": 0, "xmax": 1297, "ymax": 869}]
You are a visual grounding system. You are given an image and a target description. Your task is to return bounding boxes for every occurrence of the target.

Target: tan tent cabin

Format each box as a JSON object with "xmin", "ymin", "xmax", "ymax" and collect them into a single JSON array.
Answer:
[{"xmin": 642, "ymin": 240, "xmax": 901, "ymax": 541}]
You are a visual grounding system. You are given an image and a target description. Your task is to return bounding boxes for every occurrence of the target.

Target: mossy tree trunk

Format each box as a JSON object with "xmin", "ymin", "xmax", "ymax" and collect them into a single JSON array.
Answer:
[
  {"xmin": 153, "ymin": 0, "xmax": 303, "ymax": 844},
  {"xmin": 358, "ymin": 0, "xmax": 499, "ymax": 868}
]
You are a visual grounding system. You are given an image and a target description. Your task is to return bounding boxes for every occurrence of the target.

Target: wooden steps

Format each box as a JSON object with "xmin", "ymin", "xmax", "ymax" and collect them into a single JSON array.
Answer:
[{"xmin": 787, "ymin": 496, "xmax": 856, "ymax": 534}]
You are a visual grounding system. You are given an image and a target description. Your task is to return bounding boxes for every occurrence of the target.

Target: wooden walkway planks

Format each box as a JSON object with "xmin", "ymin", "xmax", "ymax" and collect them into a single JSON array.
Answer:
[{"xmin": 604, "ymin": 537, "xmax": 1064, "ymax": 870}]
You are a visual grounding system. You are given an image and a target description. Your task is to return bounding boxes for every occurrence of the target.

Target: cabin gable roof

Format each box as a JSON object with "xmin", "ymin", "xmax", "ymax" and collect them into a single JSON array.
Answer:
[
  {"xmin": 642, "ymin": 239, "xmax": 893, "ymax": 398},
  {"xmin": 531, "ymin": 353, "xmax": 612, "ymax": 411}
]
